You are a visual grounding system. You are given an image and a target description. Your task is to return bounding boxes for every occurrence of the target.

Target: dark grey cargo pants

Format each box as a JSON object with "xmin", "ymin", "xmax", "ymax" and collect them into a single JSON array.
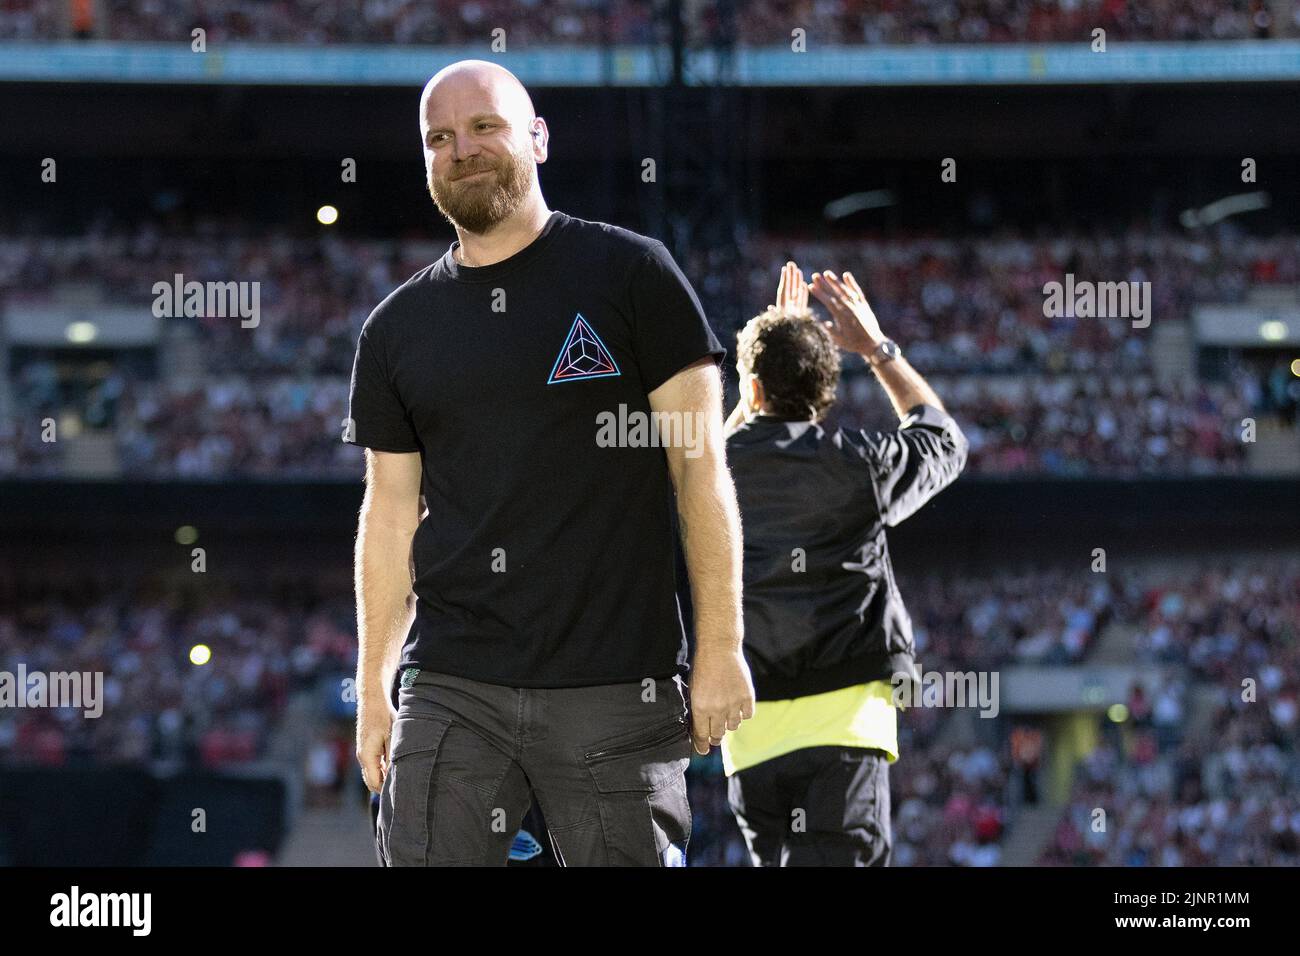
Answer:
[{"xmin": 375, "ymin": 669, "xmax": 693, "ymax": 867}]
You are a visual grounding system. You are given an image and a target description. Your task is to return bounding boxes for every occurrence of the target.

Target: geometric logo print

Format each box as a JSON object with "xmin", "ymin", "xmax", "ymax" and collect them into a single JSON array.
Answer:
[{"xmin": 546, "ymin": 313, "xmax": 622, "ymax": 384}]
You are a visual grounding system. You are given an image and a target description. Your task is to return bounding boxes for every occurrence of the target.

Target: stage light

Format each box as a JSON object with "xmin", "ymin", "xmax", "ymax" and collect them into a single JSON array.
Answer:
[
  {"xmin": 174, "ymin": 525, "xmax": 199, "ymax": 545},
  {"xmin": 1107, "ymin": 704, "xmax": 1129, "ymax": 723},
  {"xmin": 59, "ymin": 413, "xmax": 83, "ymax": 438},
  {"xmin": 190, "ymin": 644, "xmax": 212, "ymax": 666},
  {"xmin": 1260, "ymin": 320, "xmax": 1287, "ymax": 341},
  {"xmin": 65, "ymin": 321, "xmax": 97, "ymax": 344},
  {"xmin": 317, "ymin": 205, "xmax": 340, "ymax": 225}
]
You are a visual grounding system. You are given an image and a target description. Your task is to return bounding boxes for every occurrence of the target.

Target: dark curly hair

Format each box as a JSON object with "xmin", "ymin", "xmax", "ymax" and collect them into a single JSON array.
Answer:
[{"xmin": 736, "ymin": 305, "xmax": 840, "ymax": 422}]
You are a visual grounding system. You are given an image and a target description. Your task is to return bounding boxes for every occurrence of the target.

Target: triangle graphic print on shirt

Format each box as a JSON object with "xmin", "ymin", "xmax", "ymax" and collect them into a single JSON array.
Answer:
[{"xmin": 546, "ymin": 314, "xmax": 622, "ymax": 384}]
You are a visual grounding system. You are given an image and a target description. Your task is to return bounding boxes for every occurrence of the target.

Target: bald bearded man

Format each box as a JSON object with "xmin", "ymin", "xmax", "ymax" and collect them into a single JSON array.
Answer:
[{"xmin": 348, "ymin": 60, "xmax": 754, "ymax": 867}]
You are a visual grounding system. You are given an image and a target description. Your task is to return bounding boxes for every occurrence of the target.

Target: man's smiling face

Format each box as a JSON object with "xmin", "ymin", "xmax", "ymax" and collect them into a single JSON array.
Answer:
[{"xmin": 420, "ymin": 67, "xmax": 543, "ymax": 235}]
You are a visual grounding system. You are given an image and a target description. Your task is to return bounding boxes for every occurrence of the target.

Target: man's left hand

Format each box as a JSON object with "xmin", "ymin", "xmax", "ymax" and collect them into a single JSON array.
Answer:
[{"xmin": 688, "ymin": 648, "xmax": 756, "ymax": 755}]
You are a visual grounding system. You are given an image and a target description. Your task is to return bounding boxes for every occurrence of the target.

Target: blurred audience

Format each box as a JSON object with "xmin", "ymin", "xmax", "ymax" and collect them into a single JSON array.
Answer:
[
  {"xmin": 2, "ymin": 0, "xmax": 1289, "ymax": 44},
  {"xmin": 1041, "ymin": 561, "xmax": 1300, "ymax": 865},
  {"xmin": 4, "ymin": 555, "xmax": 1296, "ymax": 865},
  {"xmin": 2, "ymin": 224, "xmax": 1293, "ymax": 478},
  {"xmin": 0, "ymin": 586, "xmax": 355, "ymax": 768}
]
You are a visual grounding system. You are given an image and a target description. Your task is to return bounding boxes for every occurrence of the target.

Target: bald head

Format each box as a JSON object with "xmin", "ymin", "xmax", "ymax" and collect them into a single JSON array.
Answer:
[
  {"xmin": 420, "ymin": 60, "xmax": 537, "ymax": 137},
  {"xmin": 419, "ymin": 60, "xmax": 548, "ymax": 234}
]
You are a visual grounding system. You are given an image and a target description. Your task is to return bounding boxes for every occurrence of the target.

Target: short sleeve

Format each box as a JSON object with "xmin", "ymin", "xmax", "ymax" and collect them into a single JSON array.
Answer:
[
  {"xmin": 627, "ymin": 242, "xmax": 726, "ymax": 393},
  {"xmin": 347, "ymin": 324, "xmax": 421, "ymax": 453},
  {"xmin": 844, "ymin": 403, "xmax": 968, "ymax": 527}
]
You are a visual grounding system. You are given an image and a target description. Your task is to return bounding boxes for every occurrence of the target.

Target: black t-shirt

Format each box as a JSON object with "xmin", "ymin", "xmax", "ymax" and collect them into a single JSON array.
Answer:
[{"xmin": 347, "ymin": 210, "xmax": 725, "ymax": 688}]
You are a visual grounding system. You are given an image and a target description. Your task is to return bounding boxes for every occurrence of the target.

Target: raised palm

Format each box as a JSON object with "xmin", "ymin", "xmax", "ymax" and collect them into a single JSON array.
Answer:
[
  {"xmin": 809, "ymin": 269, "xmax": 884, "ymax": 354},
  {"xmin": 775, "ymin": 260, "xmax": 809, "ymax": 315}
]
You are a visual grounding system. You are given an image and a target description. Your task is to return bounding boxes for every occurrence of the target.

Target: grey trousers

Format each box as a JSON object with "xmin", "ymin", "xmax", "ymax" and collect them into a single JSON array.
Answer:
[{"xmin": 376, "ymin": 669, "xmax": 693, "ymax": 867}]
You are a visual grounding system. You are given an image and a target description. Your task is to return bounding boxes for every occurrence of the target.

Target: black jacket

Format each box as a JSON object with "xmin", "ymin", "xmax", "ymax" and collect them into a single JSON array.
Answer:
[{"xmin": 725, "ymin": 403, "xmax": 968, "ymax": 700}]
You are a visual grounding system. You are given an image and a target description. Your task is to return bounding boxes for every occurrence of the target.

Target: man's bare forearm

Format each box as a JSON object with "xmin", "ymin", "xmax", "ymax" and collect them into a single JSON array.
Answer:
[
  {"xmin": 355, "ymin": 506, "xmax": 418, "ymax": 707},
  {"xmin": 863, "ymin": 349, "xmax": 946, "ymax": 419},
  {"xmin": 650, "ymin": 361, "xmax": 753, "ymax": 749},
  {"xmin": 649, "ymin": 362, "xmax": 745, "ymax": 659},
  {"xmin": 675, "ymin": 446, "xmax": 745, "ymax": 657}
]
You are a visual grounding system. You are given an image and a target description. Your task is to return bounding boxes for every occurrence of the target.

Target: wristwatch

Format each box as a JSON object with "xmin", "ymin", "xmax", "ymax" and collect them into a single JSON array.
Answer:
[{"xmin": 867, "ymin": 339, "xmax": 901, "ymax": 367}]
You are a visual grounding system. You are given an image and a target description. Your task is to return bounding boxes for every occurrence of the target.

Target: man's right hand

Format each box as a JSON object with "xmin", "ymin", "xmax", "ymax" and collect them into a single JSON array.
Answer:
[
  {"xmin": 809, "ymin": 269, "xmax": 886, "ymax": 355},
  {"xmin": 356, "ymin": 695, "xmax": 394, "ymax": 794}
]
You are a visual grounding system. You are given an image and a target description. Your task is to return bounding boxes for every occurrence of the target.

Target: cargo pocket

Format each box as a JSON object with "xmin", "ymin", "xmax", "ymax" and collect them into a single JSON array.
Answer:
[
  {"xmin": 583, "ymin": 715, "xmax": 692, "ymax": 866},
  {"xmin": 378, "ymin": 713, "xmax": 452, "ymax": 867}
]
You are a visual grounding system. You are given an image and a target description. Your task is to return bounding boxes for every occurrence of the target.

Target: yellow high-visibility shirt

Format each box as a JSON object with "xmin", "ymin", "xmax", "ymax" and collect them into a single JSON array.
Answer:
[{"xmin": 721, "ymin": 680, "xmax": 899, "ymax": 777}]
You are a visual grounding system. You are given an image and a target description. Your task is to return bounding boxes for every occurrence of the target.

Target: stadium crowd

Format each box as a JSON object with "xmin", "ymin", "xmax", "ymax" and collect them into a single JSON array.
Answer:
[
  {"xmin": 1040, "ymin": 702, "xmax": 1299, "ymax": 865},
  {"xmin": 0, "ymin": 583, "xmax": 356, "ymax": 767},
  {"xmin": 0, "ymin": 564, "xmax": 1037, "ymax": 866},
  {"xmin": 2, "ymin": 224, "xmax": 1292, "ymax": 478},
  {"xmin": 903, "ymin": 568, "xmax": 1124, "ymax": 668},
  {"xmin": 1040, "ymin": 561, "xmax": 1300, "ymax": 865},
  {"xmin": 1, "ymin": 0, "xmax": 1290, "ymax": 44},
  {"xmin": 1133, "ymin": 562, "xmax": 1300, "ymax": 689},
  {"xmin": 828, "ymin": 372, "xmax": 1253, "ymax": 475},
  {"xmin": 3, "ymin": 552, "xmax": 1296, "ymax": 865},
  {"xmin": 733, "ymin": 231, "xmax": 1298, "ymax": 375}
]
